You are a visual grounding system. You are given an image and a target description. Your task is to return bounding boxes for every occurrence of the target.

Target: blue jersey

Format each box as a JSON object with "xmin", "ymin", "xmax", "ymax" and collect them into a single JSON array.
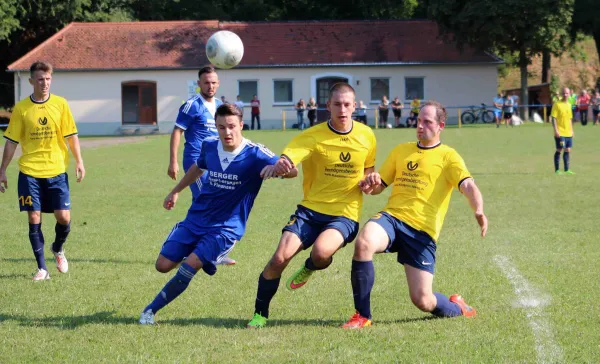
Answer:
[
  {"xmin": 181, "ymin": 137, "xmax": 279, "ymax": 240},
  {"xmin": 175, "ymin": 94, "xmax": 223, "ymax": 169}
]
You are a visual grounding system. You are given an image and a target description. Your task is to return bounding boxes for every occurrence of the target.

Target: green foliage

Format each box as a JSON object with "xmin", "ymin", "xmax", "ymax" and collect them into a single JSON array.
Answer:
[
  {"xmin": 550, "ymin": 74, "xmax": 561, "ymax": 94},
  {"xmin": 0, "ymin": 0, "xmax": 19, "ymax": 41},
  {"xmin": 1, "ymin": 128, "xmax": 599, "ymax": 361}
]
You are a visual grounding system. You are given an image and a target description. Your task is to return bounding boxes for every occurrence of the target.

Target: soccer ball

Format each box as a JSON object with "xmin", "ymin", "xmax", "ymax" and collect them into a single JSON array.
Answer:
[
  {"xmin": 386, "ymin": 123, "xmax": 393, "ymax": 129},
  {"xmin": 205, "ymin": 31, "xmax": 244, "ymax": 69}
]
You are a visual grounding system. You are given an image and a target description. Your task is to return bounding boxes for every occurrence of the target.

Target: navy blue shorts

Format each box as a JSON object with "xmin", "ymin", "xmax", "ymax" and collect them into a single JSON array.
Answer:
[
  {"xmin": 369, "ymin": 212, "xmax": 437, "ymax": 274},
  {"xmin": 554, "ymin": 136, "xmax": 573, "ymax": 149},
  {"xmin": 282, "ymin": 205, "xmax": 359, "ymax": 249},
  {"xmin": 17, "ymin": 172, "xmax": 70, "ymax": 213},
  {"xmin": 159, "ymin": 222, "xmax": 237, "ymax": 276}
]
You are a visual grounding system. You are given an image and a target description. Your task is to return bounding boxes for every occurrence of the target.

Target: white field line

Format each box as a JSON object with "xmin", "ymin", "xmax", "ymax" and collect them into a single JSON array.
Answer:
[{"xmin": 493, "ymin": 255, "xmax": 563, "ymax": 364}]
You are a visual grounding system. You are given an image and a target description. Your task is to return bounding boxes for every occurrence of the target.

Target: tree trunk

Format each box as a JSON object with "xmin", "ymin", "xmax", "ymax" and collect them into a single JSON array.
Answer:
[
  {"xmin": 519, "ymin": 46, "xmax": 529, "ymax": 120},
  {"xmin": 542, "ymin": 49, "xmax": 551, "ymax": 83}
]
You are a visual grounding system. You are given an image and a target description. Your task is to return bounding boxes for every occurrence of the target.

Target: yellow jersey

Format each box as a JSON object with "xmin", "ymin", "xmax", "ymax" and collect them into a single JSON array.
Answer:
[
  {"xmin": 411, "ymin": 99, "xmax": 421, "ymax": 113},
  {"xmin": 282, "ymin": 121, "xmax": 376, "ymax": 222},
  {"xmin": 378, "ymin": 142, "xmax": 471, "ymax": 241},
  {"xmin": 550, "ymin": 101, "xmax": 573, "ymax": 137},
  {"xmin": 4, "ymin": 94, "xmax": 78, "ymax": 178}
]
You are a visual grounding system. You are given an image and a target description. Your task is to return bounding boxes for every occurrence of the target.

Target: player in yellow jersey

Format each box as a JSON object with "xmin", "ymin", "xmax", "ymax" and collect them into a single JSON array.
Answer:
[
  {"xmin": 247, "ymin": 83, "xmax": 377, "ymax": 328},
  {"xmin": 0, "ymin": 61, "xmax": 85, "ymax": 281},
  {"xmin": 550, "ymin": 87, "xmax": 575, "ymax": 175},
  {"xmin": 341, "ymin": 101, "xmax": 487, "ymax": 329}
]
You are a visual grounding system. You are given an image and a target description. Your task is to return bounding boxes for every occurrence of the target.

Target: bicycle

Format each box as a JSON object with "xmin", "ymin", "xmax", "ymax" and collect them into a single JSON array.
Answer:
[{"xmin": 460, "ymin": 103, "xmax": 495, "ymax": 124}]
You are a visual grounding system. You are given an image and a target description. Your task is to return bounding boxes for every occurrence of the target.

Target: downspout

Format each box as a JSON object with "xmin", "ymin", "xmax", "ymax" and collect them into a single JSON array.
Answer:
[{"xmin": 16, "ymin": 71, "xmax": 22, "ymax": 101}]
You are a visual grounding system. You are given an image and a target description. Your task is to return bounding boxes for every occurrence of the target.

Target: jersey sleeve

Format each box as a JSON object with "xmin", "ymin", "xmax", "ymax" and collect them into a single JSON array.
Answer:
[
  {"xmin": 195, "ymin": 141, "xmax": 207, "ymax": 170},
  {"xmin": 61, "ymin": 100, "xmax": 78, "ymax": 138},
  {"xmin": 4, "ymin": 105, "xmax": 22, "ymax": 144},
  {"xmin": 175, "ymin": 100, "xmax": 198, "ymax": 130},
  {"xmin": 365, "ymin": 132, "xmax": 377, "ymax": 169},
  {"xmin": 379, "ymin": 145, "xmax": 399, "ymax": 187},
  {"xmin": 445, "ymin": 150, "xmax": 471, "ymax": 190},
  {"xmin": 281, "ymin": 133, "xmax": 314, "ymax": 166},
  {"xmin": 255, "ymin": 144, "xmax": 279, "ymax": 171}
]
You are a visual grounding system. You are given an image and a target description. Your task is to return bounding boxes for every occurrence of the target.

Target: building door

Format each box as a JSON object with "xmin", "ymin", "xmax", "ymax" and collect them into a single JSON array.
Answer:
[
  {"xmin": 316, "ymin": 77, "xmax": 348, "ymax": 122},
  {"xmin": 122, "ymin": 81, "xmax": 157, "ymax": 124}
]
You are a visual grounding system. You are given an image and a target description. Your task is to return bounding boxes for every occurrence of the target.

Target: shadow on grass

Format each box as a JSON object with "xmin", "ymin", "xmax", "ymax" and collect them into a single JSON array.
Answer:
[
  {"xmin": 1, "ymin": 257, "xmax": 151, "ymax": 265},
  {"xmin": 0, "ymin": 311, "xmax": 437, "ymax": 330},
  {"xmin": 0, "ymin": 311, "xmax": 137, "ymax": 329},
  {"xmin": 0, "ymin": 273, "xmax": 29, "ymax": 279}
]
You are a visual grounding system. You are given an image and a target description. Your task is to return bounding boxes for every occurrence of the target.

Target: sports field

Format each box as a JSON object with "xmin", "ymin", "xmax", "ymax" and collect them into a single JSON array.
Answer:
[{"xmin": 1, "ymin": 124, "xmax": 598, "ymax": 362}]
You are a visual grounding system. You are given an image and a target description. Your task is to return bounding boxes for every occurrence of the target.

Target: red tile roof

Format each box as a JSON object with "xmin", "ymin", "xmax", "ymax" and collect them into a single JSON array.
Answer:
[{"xmin": 7, "ymin": 20, "xmax": 500, "ymax": 71}]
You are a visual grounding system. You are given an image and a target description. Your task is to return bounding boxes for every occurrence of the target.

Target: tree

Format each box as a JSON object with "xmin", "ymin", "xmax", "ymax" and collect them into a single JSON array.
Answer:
[
  {"xmin": 572, "ymin": 0, "xmax": 600, "ymax": 66},
  {"xmin": 0, "ymin": 0, "xmax": 19, "ymax": 41},
  {"xmin": 428, "ymin": 0, "xmax": 574, "ymax": 119}
]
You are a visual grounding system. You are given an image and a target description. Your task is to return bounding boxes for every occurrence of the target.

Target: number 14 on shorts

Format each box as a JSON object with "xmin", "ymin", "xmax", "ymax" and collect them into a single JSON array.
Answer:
[{"xmin": 19, "ymin": 195, "xmax": 33, "ymax": 206}]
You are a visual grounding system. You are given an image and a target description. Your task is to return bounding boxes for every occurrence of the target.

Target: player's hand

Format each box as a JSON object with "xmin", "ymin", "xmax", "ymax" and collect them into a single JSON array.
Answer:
[
  {"xmin": 75, "ymin": 162, "xmax": 85, "ymax": 182},
  {"xmin": 358, "ymin": 172, "xmax": 381, "ymax": 194},
  {"xmin": 168, "ymin": 162, "xmax": 179, "ymax": 180},
  {"xmin": 0, "ymin": 171, "xmax": 7, "ymax": 193},
  {"xmin": 475, "ymin": 212, "xmax": 488, "ymax": 237},
  {"xmin": 274, "ymin": 157, "xmax": 293, "ymax": 176},
  {"xmin": 164, "ymin": 192, "xmax": 178, "ymax": 210},
  {"xmin": 553, "ymin": 130, "xmax": 560, "ymax": 138},
  {"xmin": 260, "ymin": 165, "xmax": 278, "ymax": 179}
]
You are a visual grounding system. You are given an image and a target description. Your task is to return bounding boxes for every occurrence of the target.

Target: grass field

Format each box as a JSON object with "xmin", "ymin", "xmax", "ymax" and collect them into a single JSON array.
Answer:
[{"xmin": 1, "ymin": 124, "xmax": 599, "ymax": 362}]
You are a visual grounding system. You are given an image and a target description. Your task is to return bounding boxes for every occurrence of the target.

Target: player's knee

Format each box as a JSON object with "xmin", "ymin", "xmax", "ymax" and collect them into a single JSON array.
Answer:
[
  {"xmin": 267, "ymin": 253, "xmax": 291, "ymax": 273},
  {"xmin": 410, "ymin": 293, "xmax": 436, "ymax": 312},
  {"xmin": 155, "ymin": 259, "xmax": 175, "ymax": 273},
  {"xmin": 566, "ymin": 148, "xmax": 572, "ymax": 152},
  {"xmin": 354, "ymin": 235, "xmax": 375, "ymax": 260},
  {"xmin": 310, "ymin": 249, "xmax": 332, "ymax": 266}
]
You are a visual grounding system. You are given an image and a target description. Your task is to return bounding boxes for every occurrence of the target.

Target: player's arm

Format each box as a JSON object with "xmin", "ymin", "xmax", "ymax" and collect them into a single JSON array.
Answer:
[
  {"xmin": 459, "ymin": 178, "xmax": 487, "ymax": 237},
  {"xmin": 358, "ymin": 170, "xmax": 386, "ymax": 195},
  {"xmin": 168, "ymin": 127, "xmax": 184, "ymax": 180},
  {"xmin": 163, "ymin": 164, "xmax": 205, "ymax": 210},
  {"xmin": 67, "ymin": 135, "xmax": 85, "ymax": 182},
  {"xmin": 0, "ymin": 141, "xmax": 18, "ymax": 193}
]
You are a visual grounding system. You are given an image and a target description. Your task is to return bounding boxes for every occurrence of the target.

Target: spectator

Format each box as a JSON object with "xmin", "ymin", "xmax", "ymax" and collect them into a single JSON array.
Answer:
[
  {"xmin": 296, "ymin": 99, "xmax": 306, "ymax": 130},
  {"xmin": 493, "ymin": 92, "xmax": 504, "ymax": 128},
  {"xmin": 250, "ymin": 94, "xmax": 261, "ymax": 130},
  {"xmin": 221, "ymin": 96, "xmax": 226, "ymax": 103},
  {"xmin": 378, "ymin": 95, "xmax": 389, "ymax": 128},
  {"xmin": 391, "ymin": 96, "xmax": 403, "ymax": 128},
  {"xmin": 234, "ymin": 95, "xmax": 244, "ymax": 120},
  {"xmin": 577, "ymin": 89, "xmax": 591, "ymax": 126},
  {"xmin": 307, "ymin": 97, "xmax": 317, "ymax": 127},
  {"xmin": 503, "ymin": 92, "xmax": 515, "ymax": 127},
  {"xmin": 567, "ymin": 89, "xmax": 577, "ymax": 120},
  {"xmin": 357, "ymin": 100, "xmax": 368, "ymax": 125},
  {"xmin": 592, "ymin": 90, "xmax": 600, "ymax": 126},
  {"xmin": 410, "ymin": 96, "xmax": 421, "ymax": 119}
]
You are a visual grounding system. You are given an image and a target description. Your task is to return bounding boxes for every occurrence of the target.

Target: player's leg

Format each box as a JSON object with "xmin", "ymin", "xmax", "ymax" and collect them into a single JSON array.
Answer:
[
  {"xmin": 48, "ymin": 173, "xmax": 71, "ymax": 273},
  {"xmin": 248, "ymin": 231, "xmax": 304, "ymax": 328},
  {"xmin": 18, "ymin": 172, "xmax": 49, "ymax": 280},
  {"xmin": 342, "ymin": 216, "xmax": 390, "ymax": 329},
  {"xmin": 257, "ymin": 114, "xmax": 261, "ymax": 130},
  {"xmin": 554, "ymin": 137, "xmax": 564, "ymax": 174},
  {"xmin": 563, "ymin": 137, "xmax": 574, "ymax": 174},
  {"xmin": 141, "ymin": 223, "xmax": 198, "ymax": 324}
]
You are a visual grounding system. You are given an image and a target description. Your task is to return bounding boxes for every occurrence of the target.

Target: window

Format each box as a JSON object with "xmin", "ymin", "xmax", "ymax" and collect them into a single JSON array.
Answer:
[
  {"xmin": 273, "ymin": 79, "xmax": 293, "ymax": 104},
  {"xmin": 238, "ymin": 80, "xmax": 258, "ymax": 103},
  {"xmin": 405, "ymin": 77, "xmax": 424, "ymax": 100},
  {"xmin": 370, "ymin": 78, "xmax": 390, "ymax": 102}
]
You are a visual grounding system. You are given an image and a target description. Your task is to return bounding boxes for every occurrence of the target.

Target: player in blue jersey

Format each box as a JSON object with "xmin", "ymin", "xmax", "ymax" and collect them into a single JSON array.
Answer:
[
  {"xmin": 168, "ymin": 66, "xmax": 235, "ymax": 265},
  {"xmin": 140, "ymin": 103, "xmax": 294, "ymax": 325}
]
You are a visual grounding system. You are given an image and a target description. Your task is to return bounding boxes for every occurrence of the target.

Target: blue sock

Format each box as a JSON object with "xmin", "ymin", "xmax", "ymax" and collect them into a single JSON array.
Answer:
[
  {"xmin": 254, "ymin": 273, "xmax": 280, "ymax": 318},
  {"xmin": 29, "ymin": 223, "xmax": 46, "ymax": 270},
  {"xmin": 145, "ymin": 263, "xmax": 196, "ymax": 314},
  {"xmin": 351, "ymin": 260, "xmax": 375, "ymax": 319},
  {"xmin": 554, "ymin": 151, "xmax": 560, "ymax": 171},
  {"xmin": 305, "ymin": 255, "xmax": 331, "ymax": 271},
  {"xmin": 431, "ymin": 292, "xmax": 462, "ymax": 317},
  {"xmin": 563, "ymin": 152, "xmax": 570, "ymax": 171},
  {"xmin": 51, "ymin": 222, "xmax": 70, "ymax": 253}
]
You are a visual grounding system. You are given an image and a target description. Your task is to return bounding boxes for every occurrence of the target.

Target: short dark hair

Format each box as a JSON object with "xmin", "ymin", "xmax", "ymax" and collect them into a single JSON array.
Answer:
[
  {"xmin": 30, "ymin": 61, "xmax": 53, "ymax": 77},
  {"xmin": 198, "ymin": 66, "xmax": 217, "ymax": 79},
  {"xmin": 422, "ymin": 100, "xmax": 447, "ymax": 124},
  {"xmin": 328, "ymin": 83, "xmax": 355, "ymax": 100},
  {"xmin": 215, "ymin": 103, "xmax": 243, "ymax": 121}
]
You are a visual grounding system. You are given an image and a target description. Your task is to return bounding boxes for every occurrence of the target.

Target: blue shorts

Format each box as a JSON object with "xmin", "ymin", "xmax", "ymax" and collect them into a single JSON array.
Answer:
[
  {"xmin": 369, "ymin": 212, "xmax": 437, "ymax": 274},
  {"xmin": 282, "ymin": 205, "xmax": 359, "ymax": 249},
  {"xmin": 493, "ymin": 110, "xmax": 502, "ymax": 118},
  {"xmin": 183, "ymin": 160, "xmax": 205, "ymax": 199},
  {"xmin": 554, "ymin": 136, "xmax": 573, "ymax": 149},
  {"xmin": 159, "ymin": 222, "xmax": 237, "ymax": 276},
  {"xmin": 17, "ymin": 172, "xmax": 70, "ymax": 213}
]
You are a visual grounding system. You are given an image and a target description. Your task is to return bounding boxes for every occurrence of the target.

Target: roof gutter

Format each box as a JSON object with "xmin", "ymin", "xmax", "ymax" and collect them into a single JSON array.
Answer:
[{"xmin": 6, "ymin": 60, "xmax": 504, "ymax": 73}]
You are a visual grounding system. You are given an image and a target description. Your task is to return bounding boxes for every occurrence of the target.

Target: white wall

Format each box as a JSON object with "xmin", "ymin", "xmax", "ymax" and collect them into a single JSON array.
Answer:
[{"xmin": 14, "ymin": 64, "xmax": 498, "ymax": 134}]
